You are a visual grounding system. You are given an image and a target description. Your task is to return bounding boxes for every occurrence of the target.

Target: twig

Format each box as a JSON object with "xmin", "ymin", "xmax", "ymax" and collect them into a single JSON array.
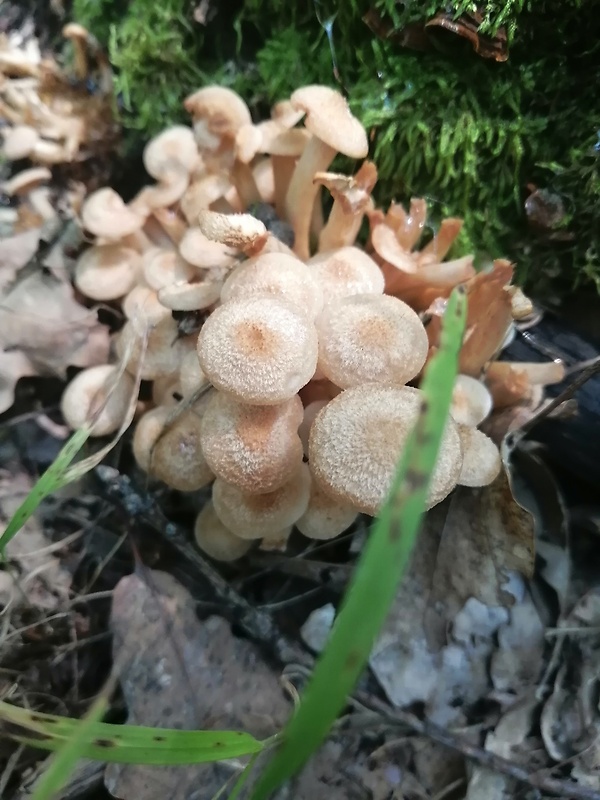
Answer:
[
  {"xmin": 94, "ymin": 466, "xmax": 311, "ymax": 667},
  {"xmin": 355, "ymin": 693, "xmax": 600, "ymax": 800}
]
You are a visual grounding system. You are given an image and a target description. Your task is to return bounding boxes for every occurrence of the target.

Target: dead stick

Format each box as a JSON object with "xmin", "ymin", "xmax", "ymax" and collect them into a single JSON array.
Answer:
[{"xmin": 356, "ymin": 693, "xmax": 600, "ymax": 800}]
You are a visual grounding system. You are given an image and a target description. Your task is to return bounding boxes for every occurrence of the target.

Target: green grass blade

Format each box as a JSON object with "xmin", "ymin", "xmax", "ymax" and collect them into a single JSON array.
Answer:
[
  {"xmin": 0, "ymin": 702, "xmax": 263, "ymax": 765},
  {"xmin": 250, "ymin": 286, "xmax": 467, "ymax": 800},
  {"xmin": 29, "ymin": 696, "xmax": 109, "ymax": 800}
]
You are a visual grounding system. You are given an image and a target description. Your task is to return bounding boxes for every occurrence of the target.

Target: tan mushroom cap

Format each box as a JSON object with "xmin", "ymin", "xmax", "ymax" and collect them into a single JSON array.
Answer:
[
  {"xmin": 1, "ymin": 125, "xmax": 40, "ymax": 160},
  {"xmin": 179, "ymin": 350, "xmax": 209, "ymax": 398},
  {"xmin": 200, "ymin": 392, "xmax": 304, "ymax": 494},
  {"xmin": 132, "ymin": 405, "xmax": 171, "ymax": 472},
  {"xmin": 197, "ymin": 209, "xmax": 267, "ymax": 251},
  {"xmin": 315, "ymin": 294, "xmax": 429, "ymax": 388},
  {"xmin": 212, "ymin": 463, "xmax": 311, "ymax": 539},
  {"xmin": 61, "ymin": 365, "xmax": 134, "ymax": 437},
  {"xmin": 450, "ymin": 375, "xmax": 493, "ymax": 427},
  {"xmin": 123, "ymin": 285, "xmax": 171, "ymax": 325},
  {"xmin": 1, "ymin": 167, "xmax": 52, "ymax": 196},
  {"xmin": 221, "ymin": 252, "xmax": 324, "ymax": 318},
  {"xmin": 457, "ymin": 426, "xmax": 501, "ymax": 487},
  {"xmin": 179, "ymin": 226, "xmax": 238, "ymax": 269},
  {"xmin": 309, "ymin": 384, "xmax": 462, "ymax": 515},
  {"xmin": 307, "ymin": 247, "xmax": 385, "ymax": 300},
  {"xmin": 158, "ymin": 279, "xmax": 221, "ymax": 311},
  {"xmin": 81, "ymin": 188, "xmax": 146, "ymax": 239},
  {"xmin": 197, "ymin": 296, "xmax": 318, "ymax": 405},
  {"xmin": 184, "ymin": 86, "xmax": 252, "ymax": 151},
  {"xmin": 180, "ymin": 174, "xmax": 233, "ymax": 224},
  {"xmin": 75, "ymin": 243, "xmax": 141, "ymax": 300},
  {"xmin": 143, "ymin": 125, "xmax": 198, "ymax": 181},
  {"xmin": 143, "ymin": 248, "xmax": 194, "ymax": 291},
  {"xmin": 149, "ymin": 402, "xmax": 214, "ymax": 491},
  {"xmin": 298, "ymin": 400, "xmax": 328, "ymax": 456},
  {"xmin": 152, "ymin": 373, "xmax": 181, "ymax": 407},
  {"xmin": 291, "ymin": 85, "xmax": 368, "ymax": 159},
  {"xmin": 194, "ymin": 501, "xmax": 252, "ymax": 562},
  {"xmin": 296, "ymin": 478, "xmax": 358, "ymax": 540}
]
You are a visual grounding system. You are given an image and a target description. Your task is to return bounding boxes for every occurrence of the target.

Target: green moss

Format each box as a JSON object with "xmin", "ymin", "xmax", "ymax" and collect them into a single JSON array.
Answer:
[{"xmin": 71, "ymin": 0, "xmax": 600, "ymax": 300}]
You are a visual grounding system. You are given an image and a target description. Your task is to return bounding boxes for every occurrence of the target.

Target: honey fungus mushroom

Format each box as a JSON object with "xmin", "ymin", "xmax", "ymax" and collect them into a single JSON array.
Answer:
[
  {"xmin": 309, "ymin": 384, "xmax": 463, "ymax": 515},
  {"xmin": 200, "ymin": 392, "xmax": 304, "ymax": 493},
  {"xmin": 194, "ymin": 501, "xmax": 252, "ymax": 562},
  {"xmin": 315, "ymin": 294, "xmax": 429, "ymax": 388},
  {"xmin": 197, "ymin": 296, "xmax": 318, "ymax": 405},
  {"xmin": 60, "ymin": 365, "xmax": 134, "ymax": 437},
  {"xmin": 211, "ymin": 464, "xmax": 311, "ymax": 539}
]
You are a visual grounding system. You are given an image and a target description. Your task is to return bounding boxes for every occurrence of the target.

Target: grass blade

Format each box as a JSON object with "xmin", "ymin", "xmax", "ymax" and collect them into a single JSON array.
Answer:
[
  {"xmin": 0, "ymin": 702, "xmax": 263, "ymax": 765},
  {"xmin": 250, "ymin": 285, "xmax": 467, "ymax": 799}
]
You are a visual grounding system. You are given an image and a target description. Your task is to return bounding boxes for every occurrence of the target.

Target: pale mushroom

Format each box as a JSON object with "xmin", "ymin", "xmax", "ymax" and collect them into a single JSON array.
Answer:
[
  {"xmin": 149, "ymin": 403, "xmax": 213, "ymax": 491},
  {"xmin": 285, "ymin": 85, "xmax": 369, "ymax": 260},
  {"xmin": 450, "ymin": 374, "xmax": 493, "ymax": 427},
  {"xmin": 81, "ymin": 188, "xmax": 146, "ymax": 239},
  {"xmin": 74, "ymin": 243, "xmax": 141, "ymax": 300},
  {"xmin": 307, "ymin": 246, "xmax": 385, "ymax": 301},
  {"xmin": 61, "ymin": 365, "xmax": 134, "ymax": 437},
  {"xmin": 296, "ymin": 479, "xmax": 358, "ymax": 540},
  {"xmin": 315, "ymin": 161, "xmax": 378, "ymax": 251},
  {"xmin": 456, "ymin": 426, "xmax": 502, "ymax": 487},
  {"xmin": 194, "ymin": 501, "xmax": 252, "ymax": 561}
]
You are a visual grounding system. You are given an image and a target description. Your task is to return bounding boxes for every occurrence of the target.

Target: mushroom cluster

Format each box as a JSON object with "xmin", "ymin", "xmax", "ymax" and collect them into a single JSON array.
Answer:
[{"xmin": 56, "ymin": 82, "xmax": 549, "ymax": 560}]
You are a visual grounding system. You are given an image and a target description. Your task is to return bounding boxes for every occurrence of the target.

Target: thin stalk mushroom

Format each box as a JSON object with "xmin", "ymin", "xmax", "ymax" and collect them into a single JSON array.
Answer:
[
  {"xmin": 199, "ymin": 392, "xmax": 304, "ymax": 493},
  {"xmin": 81, "ymin": 188, "xmax": 146, "ymax": 239},
  {"xmin": 74, "ymin": 243, "xmax": 141, "ymax": 300},
  {"xmin": 315, "ymin": 161, "xmax": 378, "ymax": 251},
  {"xmin": 285, "ymin": 85, "xmax": 369, "ymax": 260},
  {"xmin": 485, "ymin": 360, "xmax": 565, "ymax": 409},
  {"xmin": 194, "ymin": 502, "xmax": 252, "ymax": 562},
  {"xmin": 315, "ymin": 293, "xmax": 429, "ymax": 388},
  {"xmin": 309, "ymin": 384, "xmax": 463, "ymax": 515}
]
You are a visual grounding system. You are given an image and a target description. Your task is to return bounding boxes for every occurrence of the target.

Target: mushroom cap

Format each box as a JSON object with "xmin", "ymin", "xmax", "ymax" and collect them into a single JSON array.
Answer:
[
  {"xmin": 1, "ymin": 166, "xmax": 52, "ymax": 196},
  {"xmin": 309, "ymin": 384, "xmax": 462, "ymax": 515},
  {"xmin": 194, "ymin": 501, "xmax": 252, "ymax": 561},
  {"xmin": 143, "ymin": 125, "xmax": 198, "ymax": 181},
  {"xmin": 296, "ymin": 478, "xmax": 358, "ymax": 540},
  {"xmin": 179, "ymin": 226, "xmax": 237, "ymax": 269},
  {"xmin": 179, "ymin": 350, "xmax": 209, "ymax": 398},
  {"xmin": 200, "ymin": 392, "xmax": 304, "ymax": 494},
  {"xmin": 123, "ymin": 285, "xmax": 171, "ymax": 324},
  {"xmin": 75, "ymin": 244, "xmax": 140, "ymax": 300},
  {"xmin": 221, "ymin": 252, "xmax": 324, "ymax": 318},
  {"xmin": 212, "ymin": 463, "xmax": 311, "ymax": 539},
  {"xmin": 132, "ymin": 405, "xmax": 171, "ymax": 472},
  {"xmin": 183, "ymin": 86, "xmax": 252, "ymax": 149},
  {"xmin": 81, "ymin": 188, "xmax": 145, "ymax": 239},
  {"xmin": 307, "ymin": 246, "xmax": 384, "ymax": 300},
  {"xmin": 290, "ymin": 85, "xmax": 368, "ymax": 158},
  {"xmin": 61, "ymin": 365, "xmax": 134, "ymax": 437},
  {"xmin": 1, "ymin": 125, "xmax": 39, "ymax": 160},
  {"xmin": 150, "ymin": 401, "xmax": 213, "ymax": 491},
  {"xmin": 457, "ymin": 426, "xmax": 501, "ymax": 487},
  {"xmin": 450, "ymin": 375, "xmax": 493, "ymax": 427},
  {"xmin": 315, "ymin": 293, "xmax": 429, "ymax": 388},
  {"xmin": 197, "ymin": 296, "xmax": 319, "ymax": 405},
  {"xmin": 180, "ymin": 174, "xmax": 233, "ymax": 223},
  {"xmin": 143, "ymin": 248, "xmax": 195, "ymax": 291},
  {"xmin": 197, "ymin": 210, "xmax": 267, "ymax": 250},
  {"xmin": 158, "ymin": 279, "xmax": 221, "ymax": 311}
]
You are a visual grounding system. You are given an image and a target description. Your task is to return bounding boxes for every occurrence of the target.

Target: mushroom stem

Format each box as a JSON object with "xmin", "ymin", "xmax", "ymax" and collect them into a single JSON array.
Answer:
[
  {"xmin": 418, "ymin": 218, "xmax": 463, "ymax": 263},
  {"xmin": 230, "ymin": 160, "xmax": 261, "ymax": 209},
  {"xmin": 272, "ymin": 155, "xmax": 296, "ymax": 219},
  {"xmin": 285, "ymin": 136, "xmax": 337, "ymax": 260}
]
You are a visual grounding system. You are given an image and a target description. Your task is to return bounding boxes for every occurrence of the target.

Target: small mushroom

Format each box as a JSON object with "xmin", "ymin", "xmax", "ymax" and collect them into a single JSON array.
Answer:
[
  {"xmin": 1, "ymin": 125, "xmax": 40, "ymax": 160},
  {"xmin": 184, "ymin": 86, "xmax": 251, "ymax": 169},
  {"xmin": 285, "ymin": 85, "xmax": 369, "ymax": 260},
  {"xmin": 220, "ymin": 252, "xmax": 324, "ymax": 319},
  {"xmin": 315, "ymin": 161, "xmax": 378, "ymax": 251},
  {"xmin": 158, "ymin": 279, "xmax": 222, "ymax": 312},
  {"xmin": 194, "ymin": 501, "xmax": 252, "ymax": 561},
  {"xmin": 179, "ymin": 226, "xmax": 238, "ymax": 270},
  {"xmin": 450, "ymin": 374, "xmax": 493, "ymax": 427},
  {"xmin": 61, "ymin": 365, "xmax": 134, "ymax": 437},
  {"xmin": 315, "ymin": 293, "xmax": 429, "ymax": 388},
  {"xmin": 149, "ymin": 402, "xmax": 213, "ymax": 491},
  {"xmin": 197, "ymin": 209, "xmax": 267, "ymax": 252},
  {"xmin": 200, "ymin": 392, "xmax": 304, "ymax": 494},
  {"xmin": 132, "ymin": 405, "xmax": 170, "ymax": 472},
  {"xmin": 74, "ymin": 243, "xmax": 141, "ymax": 300},
  {"xmin": 456, "ymin": 426, "xmax": 501, "ymax": 487},
  {"xmin": 211, "ymin": 464, "xmax": 311, "ymax": 539},
  {"xmin": 143, "ymin": 125, "xmax": 199, "ymax": 182},
  {"xmin": 296, "ymin": 479, "xmax": 358, "ymax": 541},
  {"xmin": 142, "ymin": 248, "xmax": 195, "ymax": 291},
  {"xmin": 197, "ymin": 296, "xmax": 318, "ymax": 405},
  {"xmin": 117, "ymin": 316, "xmax": 196, "ymax": 380},
  {"xmin": 309, "ymin": 384, "xmax": 462, "ymax": 515},
  {"xmin": 81, "ymin": 188, "xmax": 146, "ymax": 239},
  {"xmin": 307, "ymin": 246, "xmax": 384, "ymax": 301},
  {"xmin": 179, "ymin": 350, "xmax": 209, "ymax": 398}
]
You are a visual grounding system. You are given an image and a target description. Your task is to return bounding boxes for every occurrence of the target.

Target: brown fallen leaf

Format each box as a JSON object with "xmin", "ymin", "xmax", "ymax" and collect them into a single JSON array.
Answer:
[{"xmin": 0, "ymin": 270, "xmax": 109, "ymax": 376}]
